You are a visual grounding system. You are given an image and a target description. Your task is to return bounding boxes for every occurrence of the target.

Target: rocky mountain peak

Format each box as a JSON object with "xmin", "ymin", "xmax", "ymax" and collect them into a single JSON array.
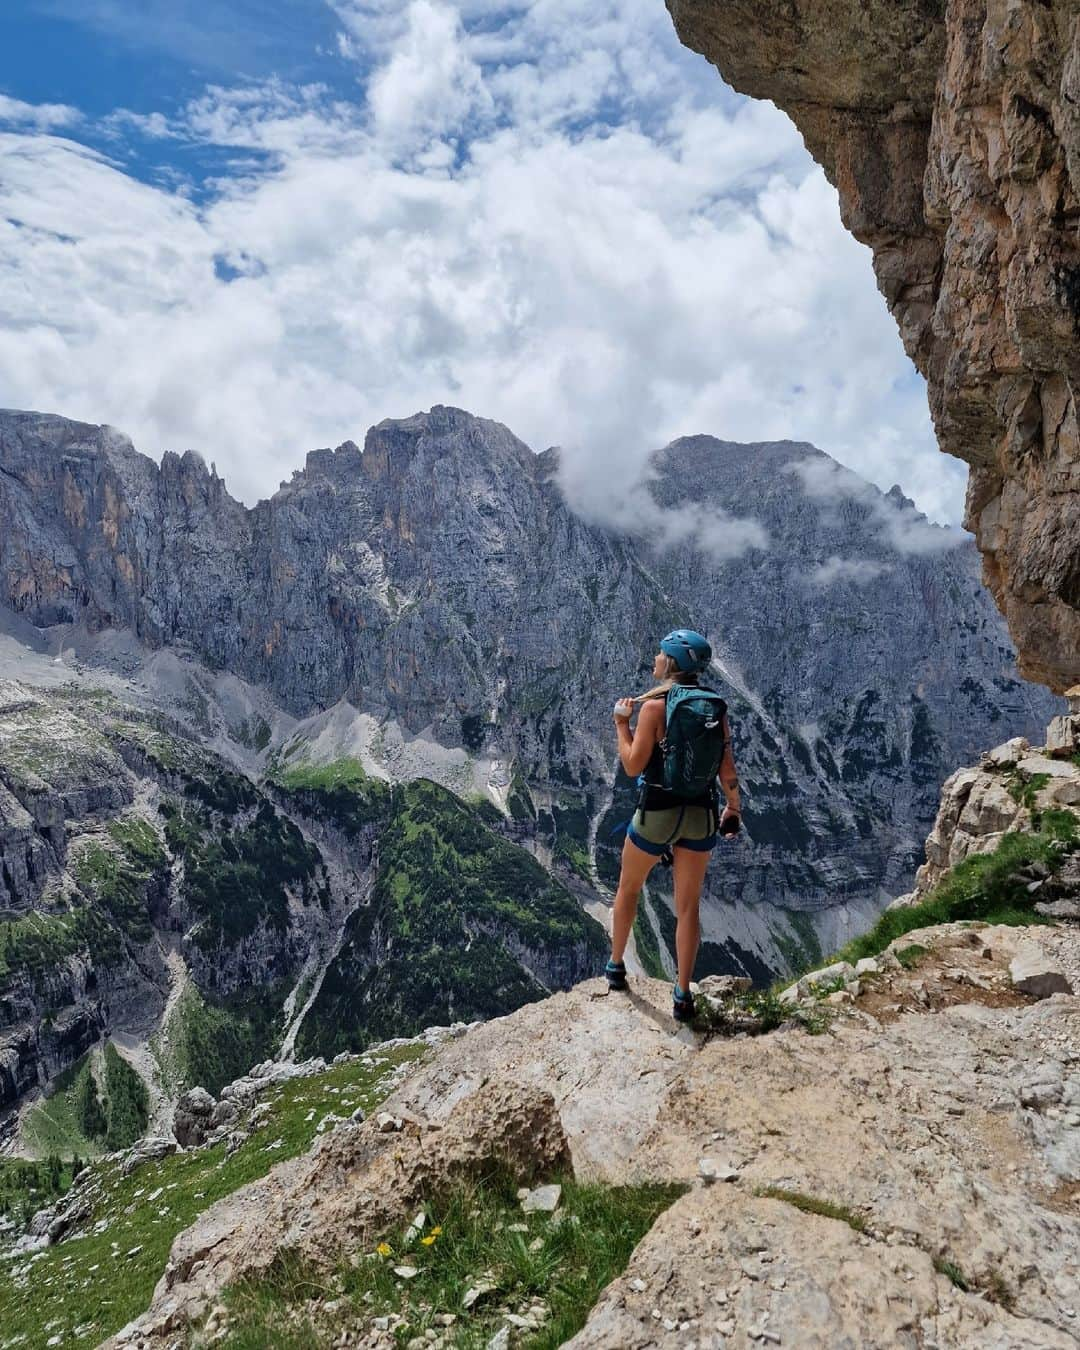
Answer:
[
  {"xmin": 360, "ymin": 405, "xmax": 538, "ymax": 487},
  {"xmin": 295, "ymin": 440, "xmax": 364, "ymax": 489}
]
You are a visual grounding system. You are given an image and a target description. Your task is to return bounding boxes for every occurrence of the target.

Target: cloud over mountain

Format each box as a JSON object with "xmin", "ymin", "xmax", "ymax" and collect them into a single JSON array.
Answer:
[{"xmin": 0, "ymin": 0, "xmax": 964, "ymax": 525}]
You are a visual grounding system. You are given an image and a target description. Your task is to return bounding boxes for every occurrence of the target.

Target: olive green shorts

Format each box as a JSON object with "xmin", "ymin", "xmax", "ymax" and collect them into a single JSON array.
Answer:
[{"xmin": 627, "ymin": 803, "xmax": 717, "ymax": 855}]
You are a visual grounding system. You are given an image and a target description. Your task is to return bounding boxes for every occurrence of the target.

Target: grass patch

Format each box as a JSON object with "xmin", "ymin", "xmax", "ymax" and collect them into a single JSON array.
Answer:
[
  {"xmin": 894, "ymin": 943, "xmax": 928, "ymax": 971},
  {"xmin": 71, "ymin": 815, "xmax": 167, "ymax": 944},
  {"xmin": 0, "ymin": 1156, "xmax": 77, "ymax": 1226},
  {"xmin": 693, "ymin": 989, "xmax": 833, "ymax": 1038},
  {"xmin": 0, "ymin": 908, "xmax": 112, "ymax": 985},
  {"xmin": 167, "ymin": 984, "xmax": 288, "ymax": 1097},
  {"xmin": 102, "ymin": 1045, "xmax": 150, "ymax": 1151},
  {"xmin": 21, "ymin": 1047, "xmax": 150, "ymax": 1158},
  {"xmin": 1005, "ymin": 770, "xmax": 1051, "ymax": 819},
  {"xmin": 213, "ymin": 1172, "xmax": 685, "ymax": 1349},
  {"xmin": 756, "ymin": 1186, "xmax": 867, "ymax": 1234},
  {"xmin": 0, "ymin": 1047, "xmax": 425, "ymax": 1349},
  {"xmin": 21, "ymin": 1056, "xmax": 107, "ymax": 1161},
  {"xmin": 934, "ymin": 1257, "xmax": 969, "ymax": 1292},
  {"xmin": 161, "ymin": 797, "xmax": 327, "ymax": 952},
  {"xmin": 272, "ymin": 757, "xmax": 372, "ymax": 792}
]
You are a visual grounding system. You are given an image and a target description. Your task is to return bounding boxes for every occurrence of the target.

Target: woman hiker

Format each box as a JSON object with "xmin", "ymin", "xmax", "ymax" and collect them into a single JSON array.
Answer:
[{"xmin": 604, "ymin": 628, "xmax": 741, "ymax": 1023}]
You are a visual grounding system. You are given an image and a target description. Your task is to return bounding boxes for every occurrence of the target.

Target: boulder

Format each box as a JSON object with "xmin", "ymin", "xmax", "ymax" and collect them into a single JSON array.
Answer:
[
  {"xmin": 122, "ymin": 1136, "xmax": 178, "ymax": 1175},
  {"xmin": 174, "ymin": 1088, "xmax": 217, "ymax": 1148},
  {"xmin": 1008, "ymin": 948, "xmax": 1073, "ymax": 1000},
  {"xmin": 984, "ymin": 737, "xmax": 1029, "ymax": 769},
  {"xmin": 1034, "ymin": 900, "xmax": 1080, "ymax": 922},
  {"xmin": 1045, "ymin": 715, "xmax": 1080, "ymax": 759},
  {"xmin": 796, "ymin": 961, "xmax": 855, "ymax": 997},
  {"xmin": 696, "ymin": 975, "xmax": 753, "ymax": 999},
  {"xmin": 104, "ymin": 1079, "xmax": 570, "ymax": 1346}
]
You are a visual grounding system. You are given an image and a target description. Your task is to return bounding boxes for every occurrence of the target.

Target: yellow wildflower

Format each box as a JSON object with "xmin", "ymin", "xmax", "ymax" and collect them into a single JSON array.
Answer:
[
  {"xmin": 376, "ymin": 1242, "xmax": 392, "ymax": 1258},
  {"xmin": 431, "ymin": 1226, "xmax": 443, "ymax": 1236},
  {"xmin": 420, "ymin": 1235, "xmax": 437, "ymax": 1247}
]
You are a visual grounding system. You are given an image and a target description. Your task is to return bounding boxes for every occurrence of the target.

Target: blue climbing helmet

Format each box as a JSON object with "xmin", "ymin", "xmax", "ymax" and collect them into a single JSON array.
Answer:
[{"xmin": 659, "ymin": 628, "xmax": 712, "ymax": 675}]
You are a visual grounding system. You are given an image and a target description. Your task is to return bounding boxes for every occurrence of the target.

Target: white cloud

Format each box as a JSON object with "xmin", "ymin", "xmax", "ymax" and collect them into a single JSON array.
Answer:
[
  {"xmin": 786, "ymin": 457, "xmax": 964, "ymax": 554},
  {"xmin": 0, "ymin": 0, "xmax": 964, "ymax": 532},
  {"xmin": 367, "ymin": 1, "xmax": 493, "ymax": 150},
  {"xmin": 557, "ymin": 458, "xmax": 769, "ymax": 561},
  {"xmin": 0, "ymin": 94, "xmax": 81, "ymax": 132},
  {"xmin": 808, "ymin": 556, "xmax": 892, "ymax": 587}
]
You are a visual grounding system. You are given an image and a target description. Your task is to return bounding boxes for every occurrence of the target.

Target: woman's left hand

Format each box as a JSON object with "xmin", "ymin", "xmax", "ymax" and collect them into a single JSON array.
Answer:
[{"xmin": 613, "ymin": 698, "xmax": 634, "ymax": 723}]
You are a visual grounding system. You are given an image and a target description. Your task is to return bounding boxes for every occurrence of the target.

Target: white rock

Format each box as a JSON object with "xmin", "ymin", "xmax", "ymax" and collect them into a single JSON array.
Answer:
[
  {"xmin": 1045, "ymin": 716, "xmax": 1080, "ymax": 758},
  {"xmin": 402, "ymin": 1212, "xmax": 427, "ymax": 1247},
  {"xmin": 486, "ymin": 1327, "xmax": 511, "ymax": 1350},
  {"xmin": 855, "ymin": 958, "xmax": 879, "ymax": 977},
  {"xmin": 1016, "ymin": 753, "xmax": 1077, "ymax": 779},
  {"xmin": 393, "ymin": 1265, "xmax": 419, "ymax": 1279},
  {"xmin": 376, "ymin": 1112, "xmax": 403, "ymax": 1133},
  {"xmin": 698, "ymin": 974, "xmax": 753, "ymax": 998},
  {"xmin": 985, "ymin": 737, "xmax": 1029, "ymax": 768},
  {"xmin": 799, "ymin": 961, "xmax": 855, "ymax": 994},
  {"xmin": 463, "ymin": 1282, "xmax": 496, "ymax": 1309},
  {"xmin": 521, "ymin": 1183, "xmax": 562, "ymax": 1213},
  {"xmin": 699, "ymin": 1157, "xmax": 738, "ymax": 1183}
]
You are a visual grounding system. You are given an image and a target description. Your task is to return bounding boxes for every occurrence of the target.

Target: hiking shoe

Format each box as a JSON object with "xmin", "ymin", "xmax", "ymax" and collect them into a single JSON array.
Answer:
[
  {"xmin": 605, "ymin": 959, "xmax": 628, "ymax": 992},
  {"xmin": 673, "ymin": 983, "xmax": 695, "ymax": 1023}
]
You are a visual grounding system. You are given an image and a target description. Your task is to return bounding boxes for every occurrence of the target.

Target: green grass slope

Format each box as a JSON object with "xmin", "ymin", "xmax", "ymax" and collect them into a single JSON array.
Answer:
[
  {"xmin": 0, "ymin": 1046, "xmax": 424, "ymax": 1349},
  {"xmin": 297, "ymin": 778, "xmax": 607, "ymax": 1059}
]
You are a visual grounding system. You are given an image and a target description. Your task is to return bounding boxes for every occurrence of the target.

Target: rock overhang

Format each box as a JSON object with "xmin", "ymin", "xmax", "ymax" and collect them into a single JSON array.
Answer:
[{"xmin": 665, "ymin": 0, "xmax": 1080, "ymax": 691}]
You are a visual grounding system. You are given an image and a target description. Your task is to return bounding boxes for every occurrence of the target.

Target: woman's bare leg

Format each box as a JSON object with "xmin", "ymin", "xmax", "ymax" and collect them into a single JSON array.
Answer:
[
  {"xmin": 610, "ymin": 835, "xmax": 661, "ymax": 965},
  {"xmin": 671, "ymin": 847, "xmax": 710, "ymax": 991}
]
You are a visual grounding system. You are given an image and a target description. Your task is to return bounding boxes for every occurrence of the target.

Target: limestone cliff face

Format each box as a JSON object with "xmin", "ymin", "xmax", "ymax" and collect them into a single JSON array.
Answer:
[{"xmin": 666, "ymin": 0, "xmax": 1080, "ymax": 692}]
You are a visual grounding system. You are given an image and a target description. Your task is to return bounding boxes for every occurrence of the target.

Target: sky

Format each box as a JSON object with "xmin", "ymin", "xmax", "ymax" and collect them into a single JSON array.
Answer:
[{"xmin": 0, "ymin": 0, "xmax": 968, "ymax": 529}]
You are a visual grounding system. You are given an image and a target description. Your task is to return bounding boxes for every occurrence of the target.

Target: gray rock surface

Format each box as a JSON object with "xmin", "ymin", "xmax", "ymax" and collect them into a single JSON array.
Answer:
[{"xmin": 95, "ymin": 921, "xmax": 1080, "ymax": 1349}]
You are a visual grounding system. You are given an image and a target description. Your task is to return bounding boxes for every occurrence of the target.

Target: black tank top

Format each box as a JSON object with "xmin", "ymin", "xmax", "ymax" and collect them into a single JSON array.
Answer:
[{"xmin": 639, "ymin": 692, "xmax": 715, "ymax": 810}]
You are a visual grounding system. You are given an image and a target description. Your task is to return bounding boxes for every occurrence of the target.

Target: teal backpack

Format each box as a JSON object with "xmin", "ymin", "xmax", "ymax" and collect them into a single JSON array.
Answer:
[{"xmin": 657, "ymin": 684, "xmax": 728, "ymax": 799}]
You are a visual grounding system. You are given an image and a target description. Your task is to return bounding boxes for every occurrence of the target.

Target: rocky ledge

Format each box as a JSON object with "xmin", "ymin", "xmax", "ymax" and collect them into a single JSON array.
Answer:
[
  {"xmin": 93, "ymin": 917, "xmax": 1079, "ymax": 1349},
  {"xmin": 896, "ymin": 688, "xmax": 1080, "ymax": 907},
  {"xmin": 666, "ymin": 0, "xmax": 1080, "ymax": 692}
]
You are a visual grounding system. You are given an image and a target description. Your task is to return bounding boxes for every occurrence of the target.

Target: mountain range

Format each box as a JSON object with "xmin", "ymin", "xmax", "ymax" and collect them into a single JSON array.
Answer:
[{"xmin": 0, "ymin": 405, "xmax": 1060, "ymax": 1136}]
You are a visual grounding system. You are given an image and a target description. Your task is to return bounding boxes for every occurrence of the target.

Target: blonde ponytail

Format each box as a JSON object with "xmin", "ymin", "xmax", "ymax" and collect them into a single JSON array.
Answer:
[
  {"xmin": 631, "ymin": 657, "xmax": 699, "ymax": 705},
  {"xmin": 631, "ymin": 676, "xmax": 675, "ymax": 705}
]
